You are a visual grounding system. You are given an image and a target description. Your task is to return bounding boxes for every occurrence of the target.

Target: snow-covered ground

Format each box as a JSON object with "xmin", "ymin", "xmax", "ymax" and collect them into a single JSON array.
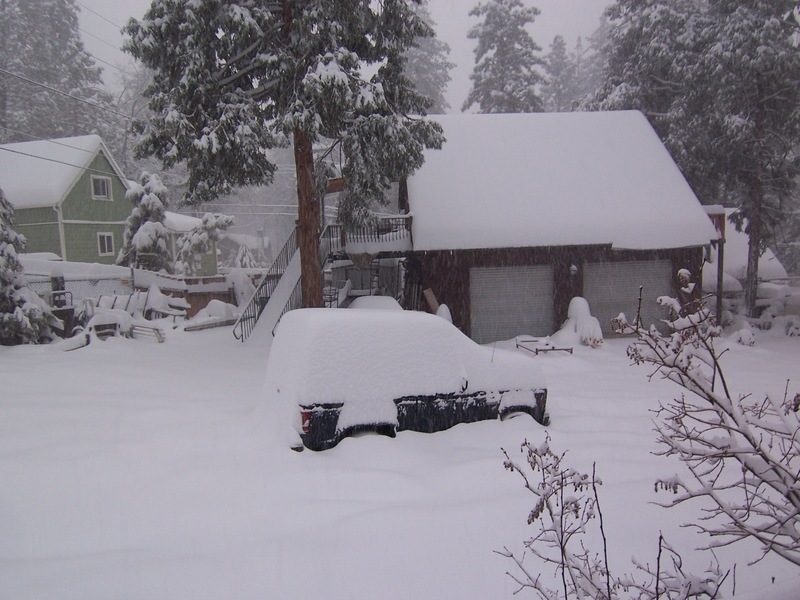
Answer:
[{"xmin": 1, "ymin": 317, "xmax": 798, "ymax": 599}]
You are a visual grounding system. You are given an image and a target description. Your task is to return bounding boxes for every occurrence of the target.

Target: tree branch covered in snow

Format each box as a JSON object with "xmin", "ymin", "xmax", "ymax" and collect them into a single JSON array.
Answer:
[
  {"xmin": 117, "ymin": 172, "xmax": 172, "ymax": 273},
  {"xmin": 0, "ymin": 186, "xmax": 58, "ymax": 344},
  {"xmin": 613, "ymin": 276, "xmax": 800, "ymax": 568},
  {"xmin": 498, "ymin": 435, "xmax": 727, "ymax": 599},
  {"xmin": 174, "ymin": 213, "xmax": 234, "ymax": 276}
]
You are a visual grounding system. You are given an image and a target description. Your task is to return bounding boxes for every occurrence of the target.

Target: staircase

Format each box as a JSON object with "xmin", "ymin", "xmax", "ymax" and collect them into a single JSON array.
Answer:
[{"xmin": 232, "ymin": 225, "xmax": 341, "ymax": 342}]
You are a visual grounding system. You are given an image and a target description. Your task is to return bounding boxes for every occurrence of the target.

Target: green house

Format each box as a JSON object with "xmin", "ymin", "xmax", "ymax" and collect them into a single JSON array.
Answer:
[
  {"xmin": 0, "ymin": 136, "xmax": 220, "ymax": 276},
  {"xmin": 0, "ymin": 135, "xmax": 131, "ymax": 265}
]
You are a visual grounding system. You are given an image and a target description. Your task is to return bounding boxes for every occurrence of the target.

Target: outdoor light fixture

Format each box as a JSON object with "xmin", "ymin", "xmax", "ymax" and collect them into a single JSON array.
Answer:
[{"xmin": 569, "ymin": 264, "xmax": 579, "ymax": 277}]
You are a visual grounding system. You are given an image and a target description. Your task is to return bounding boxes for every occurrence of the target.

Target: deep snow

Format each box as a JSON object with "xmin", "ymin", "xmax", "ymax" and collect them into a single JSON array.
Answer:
[{"xmin": 0, "ymin": 317, "xmax": 798, "ymax": 599}]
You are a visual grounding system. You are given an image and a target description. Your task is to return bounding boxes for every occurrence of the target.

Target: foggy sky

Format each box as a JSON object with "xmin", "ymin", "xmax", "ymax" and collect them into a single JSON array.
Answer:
[{"xmin": 78, "ymin": 0, "xmax": 610, "ymax": 112}]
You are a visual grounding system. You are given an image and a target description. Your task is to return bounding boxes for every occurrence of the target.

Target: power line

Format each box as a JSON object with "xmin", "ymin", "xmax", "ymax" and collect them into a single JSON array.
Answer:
[
  {"xmin": 0, "ymin": 126, "xmax": 101, "ymax": 157},
  {"xmin": 87, "ymin": 52, "xmax": 136, "ymax": 78},
  {"xmin": 0, "ymin": 147, "xmax": 120, "ymax": 179},
  {"xmin": 76, "ymin": 1, "xmax": 123, "ymax": 30},
  {"xmin": 79, "ymin": 26, "xmax": 120, "ymax": 52},
  {"xmin": 0, "ymin": 67, "xmax": 131, "ymax": 121}
]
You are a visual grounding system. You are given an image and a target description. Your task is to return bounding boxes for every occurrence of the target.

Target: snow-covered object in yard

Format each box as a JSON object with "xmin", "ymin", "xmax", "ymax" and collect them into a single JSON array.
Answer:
[
  {"xmin": 265, "ymin": 308, "xmax": 547, "ymax": 450},
  {"xmin": 436, "ymin": 303, "xmax": 453, "ymax": 323},
  {"xmin": 348, "ymin": 296, "xmax": 403, "ymax": 310},
  {"xmin": 735, "ymin": 327, "xmax": 756, "ymax": 346},
  {"xmin": 85, "ymin": 309, "xmax": 133, "ymax": 339},
  {"xmin": 194, "ymin": 299, "xmax": 237, "ymax": 321},
  {"xmin": 757, "ymin": 282, "xmax": 791, "ymax": 300},
  {"xmin": 145, "ymin": 285, "xmax": 189, "ymax": 316},
  {"xmin": 226, "ymin": 269, "xmax": 256, "ymax": 307},
  {"xmin": 551, "ymin": 297, "xmax": 604, "ymax": 348},
  {"xmin": 701, "ymin": 261, "xmax": 743, "ymax": 294},
  {"xmin": 0, "ymin": 135, "xmax": 127, "ymax": 209},
  {"xmin": 408, "ymin": 111, "xmax": 717, "ymax": 252}
]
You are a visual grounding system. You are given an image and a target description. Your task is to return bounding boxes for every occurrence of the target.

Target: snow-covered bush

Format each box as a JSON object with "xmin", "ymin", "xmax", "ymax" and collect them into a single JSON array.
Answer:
[
  {"xmin": 117, "ymin": 172, "xmax": 172, "ymax": 272},
  {"xmin": 174, "ymin": 213, "xmax": 234, "ymax": 276},
  {"xmin": 0, "ymin": 186, "xmax": 59, "ymax": 345}
]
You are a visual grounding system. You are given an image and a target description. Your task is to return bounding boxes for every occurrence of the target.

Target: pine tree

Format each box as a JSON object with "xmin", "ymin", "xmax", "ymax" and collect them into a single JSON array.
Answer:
[
  {"xmin": 234, "ymin": 243, "xmax": 259, "ymax": 270},
  {"xmin": 542, "ymin": 35, "xmax": 577, "ymax": 112},
  {"xmin": 0, "ymin": 186, "xmax": 56, "ymax": 344},
  {"xmin": 574, "ymin": 14, "xmax": 610, "ymax": 106},
  {"xmin": 593, "ymin": 0, "xmax": 800, "ymax": 315},
  {"xmin": 404, "ymin": 1, "xmax": 454, "ymax": 114},
  {"xmin": 174, "ymin": 213, "xmax": 234, "ymax": 277},
  {"xmin": 0, "ymin": 0, "xmax": 112, "ymax": 143},
  {"xmin": 117, "ymin": 172, "xmax": 172, "ymax": 273},
  {"xmin": 462, "ymin": 0, "xmax": 546, "ymax": 113},
  {"xmin": 124, "ymin": 0, "xmax": 444, "ymax": 308},
  {"xmin": 698, "ymin": 0, "xmax": 800, "ymax": 315}
]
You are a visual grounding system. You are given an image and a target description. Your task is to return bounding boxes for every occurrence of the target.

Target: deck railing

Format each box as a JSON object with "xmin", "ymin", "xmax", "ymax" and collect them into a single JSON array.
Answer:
[
  {"xmin": 342, "ymin": 215, "xmax": 412, "ymax": 246},
  {"xmin": 233, "ymin": 216, "xmax": 412, "ymax": 341}
]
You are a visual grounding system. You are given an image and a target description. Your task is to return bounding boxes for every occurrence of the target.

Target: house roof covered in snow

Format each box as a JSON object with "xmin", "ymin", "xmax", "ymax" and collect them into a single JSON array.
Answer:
[
  {"xmin": 0, "ymin": 135, "xmax": 128, "ymax": 209},
  {"xmin": 407, "ymin": 111, "xmax": 718, "ymax": 252},
  {"xmin": 163, "ymin": 211, "xmax": 202, "ymax": 233}
]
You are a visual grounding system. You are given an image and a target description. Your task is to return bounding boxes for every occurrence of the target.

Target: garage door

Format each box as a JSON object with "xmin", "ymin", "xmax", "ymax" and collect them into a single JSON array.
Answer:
[
  {"xmin": 470, "ymin": 266, "xmax": 554, "ymax": 344},
  {"xmin": 583, "ymin": 260, "xmax": 673, "ymax": 335}
]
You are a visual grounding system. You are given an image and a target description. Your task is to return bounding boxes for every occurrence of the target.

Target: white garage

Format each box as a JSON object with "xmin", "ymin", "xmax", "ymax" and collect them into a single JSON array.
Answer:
[
  {"xmin": 583, "ymin": 260, "xmax": 673, "ymax": 335},
  {"xmin": 469, "ymin": 265, "xmax": 554, "ymax": 344}
]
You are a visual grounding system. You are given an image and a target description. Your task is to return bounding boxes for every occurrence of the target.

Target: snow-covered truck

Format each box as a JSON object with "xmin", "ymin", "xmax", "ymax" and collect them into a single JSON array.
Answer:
[{"xmin": 264, "ymin": 308, "xmax": 548, "ymax": 451}]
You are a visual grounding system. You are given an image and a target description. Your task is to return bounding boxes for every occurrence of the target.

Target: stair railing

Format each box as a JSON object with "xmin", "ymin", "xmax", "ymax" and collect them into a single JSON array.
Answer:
[
  {"xmin": 269, "ymin": 224, "xmax": 342, "ymax": 336},
  {"xmin": 232, "ymin": 228, "xmax": 298, "ymax": 341}
]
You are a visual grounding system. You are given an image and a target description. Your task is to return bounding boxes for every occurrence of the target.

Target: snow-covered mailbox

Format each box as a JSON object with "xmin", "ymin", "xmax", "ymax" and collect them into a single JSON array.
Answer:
[{"xmin": 264, "ymin": 308, "xmax": 548, "ymax": 451}]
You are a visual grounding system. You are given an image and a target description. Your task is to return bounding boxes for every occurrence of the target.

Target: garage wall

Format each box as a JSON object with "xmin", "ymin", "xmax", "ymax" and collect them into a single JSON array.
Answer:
[
  {"xmin": 583, "ymin": 259, "xmax": 673, "ymax": 334},
  {"xmin": 411, "ymin": 246, "xmax": 702, "ymax": 343},
  {"xmin": 469, "ymin": 265, "xmax": 554, "ymax": 344}
]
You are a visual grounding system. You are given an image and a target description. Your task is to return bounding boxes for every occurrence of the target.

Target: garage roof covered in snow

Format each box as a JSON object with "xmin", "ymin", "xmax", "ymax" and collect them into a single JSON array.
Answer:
[
  {"xmin": 0, "ymin": 135, "xmax": 126, "ymax": 209},
  {"xmin": 407, "ymin": 111, "xmax": 718, "ymax": 252}
]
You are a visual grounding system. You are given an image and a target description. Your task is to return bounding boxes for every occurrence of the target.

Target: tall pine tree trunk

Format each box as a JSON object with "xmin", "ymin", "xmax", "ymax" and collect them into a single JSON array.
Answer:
[
  {"xmin": 745, "ymin": 176, "xmax": 763, "ymax": 318},
  {"xmin": 293, "ymin": 127, "xmax": 322, "ymax": 309},
  {"xmin": 745, "ymin": 103, "xmax": 766, "ymax": 318}
]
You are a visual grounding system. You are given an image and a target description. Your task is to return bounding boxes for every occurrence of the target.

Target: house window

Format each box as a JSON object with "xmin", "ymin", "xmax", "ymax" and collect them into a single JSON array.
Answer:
[
  {"xmin": 91, "ymin": 176, "xmax": 112, "ymax": 200},
  {"xmin": 97, "ymin": 232, "xmax": 114, "ymax": 256}
]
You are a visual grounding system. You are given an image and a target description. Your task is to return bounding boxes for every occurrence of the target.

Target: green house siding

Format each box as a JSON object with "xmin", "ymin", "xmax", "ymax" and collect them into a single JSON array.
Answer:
[
  {"xmin": 13, "ymin": 206, "xmax": 60, "ymax": 255},
  {"xmin": 15, "ymin": 222, "xmax": 61, "ymax": 255},
  {"xmin": 14, "ymin": 205, "xmax": 55, "ymax": 226},
  {"xmin": 63, "ymin": 222, "xmax": 126, "ymax": 264},
  {"xmin": 61, "ymin": 152, "xmax": 130, "ymax": 222}
]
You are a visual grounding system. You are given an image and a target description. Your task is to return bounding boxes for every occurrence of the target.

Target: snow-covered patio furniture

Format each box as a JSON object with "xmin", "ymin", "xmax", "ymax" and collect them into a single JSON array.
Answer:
[{"xmin": 265, "ymin": 308, "xmax": 548, "ymax": 451}]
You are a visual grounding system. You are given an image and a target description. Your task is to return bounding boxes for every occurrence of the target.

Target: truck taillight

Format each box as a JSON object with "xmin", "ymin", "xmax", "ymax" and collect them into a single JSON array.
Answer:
[{"xmin": 300, "ymin": 409, "xmax": 312, "ymax": 434}]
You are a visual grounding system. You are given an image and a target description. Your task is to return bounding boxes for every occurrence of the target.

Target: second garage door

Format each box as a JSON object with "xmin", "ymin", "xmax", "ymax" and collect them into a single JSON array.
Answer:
[
  {"xmin": 583, "ymin": 260, "xmax": 673, "ymax": 335},
  {"xmin": 470, "ymin": 265, "xmax": 554, "ymax": 344}
]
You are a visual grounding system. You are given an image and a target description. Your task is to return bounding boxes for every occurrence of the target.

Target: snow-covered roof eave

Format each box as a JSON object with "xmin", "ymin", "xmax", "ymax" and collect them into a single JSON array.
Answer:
[
  {"xmin": 410, "ymin": 241, "xmax": 615, "ymax": 253},
  {"xmin": 1, "ymin": 135, "xmax": 130, "ymax": 209},
  {"xmin": 610, "ymin": 240, "xmax": 715, "ymax": 252}
]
